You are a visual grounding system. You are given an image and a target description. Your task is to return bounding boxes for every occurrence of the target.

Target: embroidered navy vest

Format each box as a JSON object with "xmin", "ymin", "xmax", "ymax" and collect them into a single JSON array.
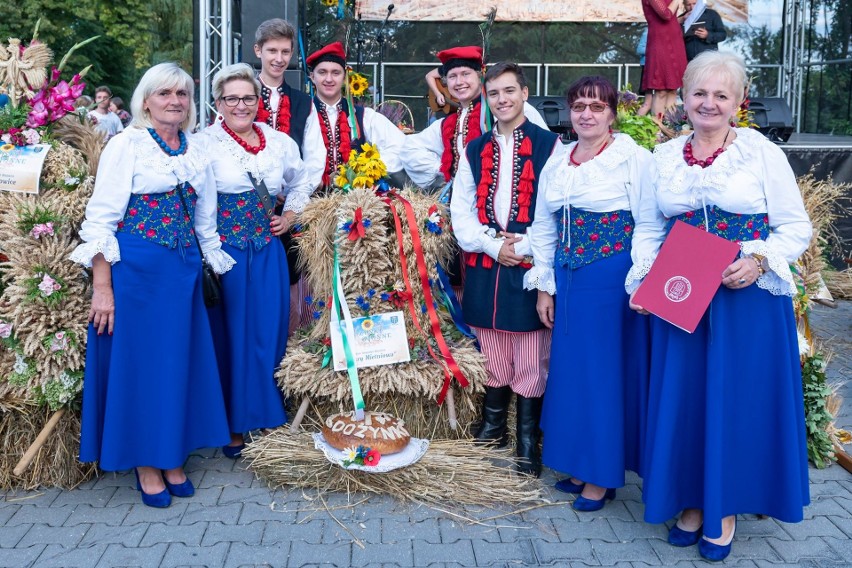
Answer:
[
  {"xmin": 116, "ymin": 185, "xmax": 196, "ymax": 248},
  {"xmin": 556, "ymin": 208, "xmax": 634, "ymax": 269},
  {"xmin": 461, "ymin": 121, "xmax": 559, "ymax": 332},
  {"xmin": 667, "ymin": 206, "xmax": 770, "ymax": 242},
  {"xmin": 313, "ymin": 97, "xmax": 367, "ymax": 150},
  {"xmin": 217, "ymin": 191, "xmax": 273, "ymax": 250},
  {"xmin": 285, "ymin": 83, "xmax": 312, "ymax": 153}
]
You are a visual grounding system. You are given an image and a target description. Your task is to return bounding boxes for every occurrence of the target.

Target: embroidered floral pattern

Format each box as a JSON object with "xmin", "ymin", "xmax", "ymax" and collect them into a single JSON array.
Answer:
[
  {"xmin": 217, "ymin": 191, "xmax": 271, "ymax": 250},
  {"xmin": 556, "ymin": 208, "xmax": 634, "ymax": 269},
  {"xmin": 666, "ymin": 206, "xmax": 770, "ymax": 242},
  {"xmin": 116, "ymin": 185, "xmax": 197, "ymax": 248}
]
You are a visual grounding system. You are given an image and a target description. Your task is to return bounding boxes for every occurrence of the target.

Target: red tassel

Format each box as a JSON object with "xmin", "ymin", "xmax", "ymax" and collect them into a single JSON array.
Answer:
[
  {"xmin": 517, "ymin": 208, "xmax": 530, "ymax": 223},
  {"xmin": 439, "ymin": 113, "xmax": 459, "ymax": 182},
  {"xmin": 482, "ymin": 256, "xmax": 493, "ymax": 269},
  {"xmin": 465, "ymin": 252, "xmax": 477, "ymax": 267},
  {"xmin": 519, "ymin": 135, "xmax": 532, "ymax": 156},
  {"xmin": 519, "ymin": 159, "xmax": 535, "ymax": 183}
]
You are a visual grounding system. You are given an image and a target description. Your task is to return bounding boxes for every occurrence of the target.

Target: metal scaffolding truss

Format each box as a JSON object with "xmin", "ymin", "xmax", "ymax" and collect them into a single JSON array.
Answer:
[
  {"xmin": 197, "ymin": 0, "xmax": 234, "ymax": 128},
  {"xmin": 781, "ymin": 0, "xmax": 808, "ymax": 132}
]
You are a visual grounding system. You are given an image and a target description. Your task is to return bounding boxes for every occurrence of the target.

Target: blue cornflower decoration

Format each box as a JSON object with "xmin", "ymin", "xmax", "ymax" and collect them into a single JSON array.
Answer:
[
  {"xmin": 425, "ymin": 221, "xmax": 443, "ymax": 234},
  {"xmin": 381, "ymin": 292, "xmax": 390, "ymax": 301},
  {"xmin": 317, "ymin": 300, "xmax": 325, "ymax": 308},
  {"xmin": 312, "ymin": 311, "xmax": 322, "ymax": 319},
  {"xmin": 362, "ymin": 219, "xmax": 372, "ymax": 228},
  {"xmin": 367, "ymin": 289, "xmax": 376, "ymax": 298},
  {"xmin": 342, "ymin": 221, "xmax": 352, "ymax": 232},
  {"xmin": 304, "ymin": 296, "xmax": 314, "ymax": 305}
]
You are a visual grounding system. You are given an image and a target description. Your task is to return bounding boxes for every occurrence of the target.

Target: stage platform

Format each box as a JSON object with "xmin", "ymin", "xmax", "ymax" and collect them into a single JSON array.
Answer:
[{"xmin": 780, "ymin": 132, "xmax": 852, "ymax": 184}]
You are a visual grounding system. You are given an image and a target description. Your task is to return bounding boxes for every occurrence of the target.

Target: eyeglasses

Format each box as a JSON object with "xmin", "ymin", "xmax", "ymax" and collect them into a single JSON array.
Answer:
[
  {"xmin": 569, "ymin": 102, "xmax": 609, "ymax": 113},
  {"xmin": 220, "ymin": 95, "xmax": 259, "ymax": 107}
]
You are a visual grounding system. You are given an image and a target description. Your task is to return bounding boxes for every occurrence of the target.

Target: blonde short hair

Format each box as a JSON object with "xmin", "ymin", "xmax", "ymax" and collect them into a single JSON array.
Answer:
[
  {"xmin": 211, "ymin": 63, "xmax": 261, "ymax": 101},
  {"xmin": 682, "ymin": 51, "xmax": 748, "ymax": 106},
  {"xmin": 130, "ymin": 62, "xmax": 197, "ymax": 132}
]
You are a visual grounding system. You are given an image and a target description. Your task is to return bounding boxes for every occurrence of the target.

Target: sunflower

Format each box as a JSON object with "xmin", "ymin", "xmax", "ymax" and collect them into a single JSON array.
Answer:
[
  {"xmin": 0, "ymin": 144, "xmax": 14, "ymax": 152},
  {"xmin": 348, "ymin": 73, "xmax": 369, "ymax": 97},
  {"xmin": 321, "ymin": 0, "xmax": 337, "ymax": 7}
]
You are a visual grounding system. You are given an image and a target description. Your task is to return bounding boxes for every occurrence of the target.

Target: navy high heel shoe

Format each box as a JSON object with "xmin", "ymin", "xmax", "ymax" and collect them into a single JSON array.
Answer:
[
  {"xmin": 668, "ymin": 522, "xmax": 702, "ymax": 547},
  {"xmin": 572, "ymin": 487, "xmax": 616, "ymax": 512},
  {"xmin": 698, "ymin": 518, "xmax": 736, "ymax": 562},
  {"xmin": 222, "ymin": 444, "xmax": 245, "ymax": 459},
  {"xmin": 554, "ymin": 478, "xmax": 585, "ymax": 494},
  {"xmin": 162, "ymin": 473, "xmax": 195, "ymax": 498},
  {"xmin": 134, "ymin": 469, "xmax": 171, "ymax": 508}
]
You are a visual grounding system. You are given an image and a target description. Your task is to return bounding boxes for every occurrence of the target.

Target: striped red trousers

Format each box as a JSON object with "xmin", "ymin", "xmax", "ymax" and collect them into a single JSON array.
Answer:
[{"xmin": 472, "ymin": 327, "xmax": 552, "ymax": 398}]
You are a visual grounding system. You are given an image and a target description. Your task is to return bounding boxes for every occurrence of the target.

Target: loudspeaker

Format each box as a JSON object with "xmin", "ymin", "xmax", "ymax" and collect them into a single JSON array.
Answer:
[
  {"xmin": 750, "ymin": 97, "xmax": 794, "ymax": 143},
  {"xmin": 527, "ymin": 96, "xmax": 571, "ymax": 135},
  {"xmin": 239, "ymin": 0, "xmax": 304, "ymax": 90}
]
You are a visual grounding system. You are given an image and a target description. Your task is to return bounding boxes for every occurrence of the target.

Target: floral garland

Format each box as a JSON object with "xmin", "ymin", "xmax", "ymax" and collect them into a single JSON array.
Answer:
[
  {"xmin": 340, "ymin": 207, "xmax": 372, "ymax": 241},
  {"xmin": 318, "ymin": 102, "xmax": 353, "ymax": 187},
  {"xmin": 257, "ymin": 83, "xmax": 292, "ymax": 134},
  {"xmin": 439, "ymin": 101, "xmax": 482, "ymax": 182}
]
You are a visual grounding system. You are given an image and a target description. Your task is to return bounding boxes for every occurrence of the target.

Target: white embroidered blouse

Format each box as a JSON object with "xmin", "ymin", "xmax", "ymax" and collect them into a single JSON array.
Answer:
[
  {"xmin": 69, "ymin": 127, "xmax": 234, "ymax": 274},
  {"xmin": 523, "ymin": 134, "xmax": 666, "ymax": 295},
  {"xmin": 641, "ymin": 127, "xmax": 812, "ymax": 297}
]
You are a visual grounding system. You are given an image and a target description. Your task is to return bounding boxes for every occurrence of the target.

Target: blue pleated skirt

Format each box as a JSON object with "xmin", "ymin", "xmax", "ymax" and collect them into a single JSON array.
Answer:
[
  {"xmin": 540, "ymin": 253, "xmax": 650, "ymax": 488},
  {"xmin": 79, "ymin": 232, "xmax": 230, "ymax": 471},
  {"xmin": 642, "ymin": 284, "xmax": 810, "ymax": 538},
  {"xmin": 209, "ymin": 240, "xmax": 289, "ymax": 433}
]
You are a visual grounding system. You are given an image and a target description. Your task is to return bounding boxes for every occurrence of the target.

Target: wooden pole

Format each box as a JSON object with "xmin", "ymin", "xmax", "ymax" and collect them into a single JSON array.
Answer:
[
  {"xmin": 835, "ymin": 444, "xmax": 852, "ymax": 474},
  {"xmin": 13, "ymin": 408, "xmax": 65, "ymax": 476},
  {"xmin": 289, "ymin": 397, "xmax": 311, "ymax": 433},
  {"xmin": 445, "ymin": 388, "xmax": 458, "ymax": 430}
]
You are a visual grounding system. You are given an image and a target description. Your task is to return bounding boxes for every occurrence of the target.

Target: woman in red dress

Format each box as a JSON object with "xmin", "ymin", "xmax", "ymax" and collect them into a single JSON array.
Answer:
[{"xmin": 641, "ymin": 0, "xmax": 687, "ymax": 116}]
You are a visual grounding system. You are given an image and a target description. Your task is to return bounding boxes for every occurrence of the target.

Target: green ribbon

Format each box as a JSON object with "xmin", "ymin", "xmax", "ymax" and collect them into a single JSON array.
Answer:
[{"xmin": 332, "ymin": 243, "xmax": 365, "ymax": 419}]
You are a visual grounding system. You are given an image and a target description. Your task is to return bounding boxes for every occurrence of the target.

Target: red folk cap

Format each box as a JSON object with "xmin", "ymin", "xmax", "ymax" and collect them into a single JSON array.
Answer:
[
  {"xmin": 436, "ymin": 46, "xmax": 483, "ymax": 70},
  {"xmin": 307, "ymin": 41, "xmax": 347, "ymax": 70}
]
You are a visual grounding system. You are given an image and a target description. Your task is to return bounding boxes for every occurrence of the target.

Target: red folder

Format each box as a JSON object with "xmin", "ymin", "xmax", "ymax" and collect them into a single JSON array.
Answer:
[{"xmin": 633, "ymin": 220, "xmax": 741, "ymax": 333}]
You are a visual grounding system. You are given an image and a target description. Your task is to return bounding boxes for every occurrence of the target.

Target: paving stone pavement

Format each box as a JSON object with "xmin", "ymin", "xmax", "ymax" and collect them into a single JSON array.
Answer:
[{"xmin": 1, "ymin": 302, "xmax": 850, "ymax": 568}]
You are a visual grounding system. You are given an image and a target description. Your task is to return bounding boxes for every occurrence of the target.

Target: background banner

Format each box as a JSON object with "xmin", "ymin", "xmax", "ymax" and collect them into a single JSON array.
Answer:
[{"xmin": 355, "ymin": 0, "xmax": 748, "ymax": 23}]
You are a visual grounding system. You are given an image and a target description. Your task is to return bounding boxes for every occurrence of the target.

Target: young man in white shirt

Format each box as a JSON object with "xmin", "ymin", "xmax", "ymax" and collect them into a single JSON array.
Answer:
[{"xmin": 89, "ymin": 86, "xmax": 124, "ymax": 139}]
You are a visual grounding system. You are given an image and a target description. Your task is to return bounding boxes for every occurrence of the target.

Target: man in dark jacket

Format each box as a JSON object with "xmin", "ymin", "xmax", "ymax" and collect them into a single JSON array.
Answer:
[{"xmin": 681, "ymin": 0, "xmax": 727, "ymax": 61}]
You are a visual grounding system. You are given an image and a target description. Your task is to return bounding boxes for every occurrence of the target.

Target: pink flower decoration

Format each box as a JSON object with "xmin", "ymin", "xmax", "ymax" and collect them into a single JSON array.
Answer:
[
  {"xmin": 30, "ymin": 222, "xmax": 55, "ymax": 239},
  {"xmin": 0, "ymin": 322, "xmax": 12, "ymax": 339},
  {"xmin": 38, "ymin": 273, "xmax": 61, "ymax": 296}
]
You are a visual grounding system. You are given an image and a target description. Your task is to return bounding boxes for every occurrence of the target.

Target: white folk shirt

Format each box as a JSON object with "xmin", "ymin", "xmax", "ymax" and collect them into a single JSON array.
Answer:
[
  {"xmin": 450, "ymin": 123, "xmax": 556, "ymax": 261},
  {"xmin": 403, "ymin": 102, "xmax": 550, "ymax": 190}
]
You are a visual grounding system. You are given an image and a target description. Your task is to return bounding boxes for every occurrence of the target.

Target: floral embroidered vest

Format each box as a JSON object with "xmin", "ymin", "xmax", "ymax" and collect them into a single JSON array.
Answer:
[
  {"xmin": 116, "ymin": 185, "xmax": 196, "ymax": 248},
  {"xmin": 217, "ymin": 191, "xmax": 273, "ymax": 250},
  {"xmin": 556, "ymin": 208, "xmax": 634, "ymax": 269},
  {"xmin": 667, "ymin": 206, "xmax": 770, "ymax": 242}
]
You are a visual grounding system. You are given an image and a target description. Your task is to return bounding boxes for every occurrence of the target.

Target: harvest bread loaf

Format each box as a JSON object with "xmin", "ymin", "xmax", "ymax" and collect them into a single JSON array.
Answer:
[{"xmin": 322, "ymin": 411, "xmax": 411, "ymax": 455}]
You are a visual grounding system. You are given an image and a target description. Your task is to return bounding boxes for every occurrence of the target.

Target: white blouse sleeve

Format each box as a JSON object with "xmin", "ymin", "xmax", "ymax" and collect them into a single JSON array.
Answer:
[
  {"xmin": 280, "ymin": 136, "xmax": 314, "ymax": 214},
  {"xmin": 403, "ymin": 118, "xmax": 445, "ymax": 189},
  {"xmin": 193, "ymin": 161, "xmax": 235, "ymax": 274},
  {"xmin": 523, "ymin": 146, "xmax": 567, "ymax": 294},
  {"xmin": 449, "ymin": 150, "xmax": 504, "ymax": 260},
  {"xmin": 363, "ymin": 107, "xmax": 408, "ymax": 175},
  {"xmin": 739, "ymin": 140, "xmax": 812, "ymax": 296},
  {"xmin": 69, "ymin": 134, "xmax": 135, "ymax": 266},
  {"xmin": 625, "ymin": 149, "xmax": 667, "ymax": 294},
  {"xmin": 523, "ymin": 102, "xmax": 550, "ymax": 131},
  {"xmin": 301, "ymin": 104, "xmax": 327, "ymax": 191}
]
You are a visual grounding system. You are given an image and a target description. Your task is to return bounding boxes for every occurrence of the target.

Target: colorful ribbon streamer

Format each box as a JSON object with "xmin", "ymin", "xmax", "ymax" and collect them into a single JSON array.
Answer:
[
  {"xmin": 435, "ymin": 264, "xmax": 476, "ymax": 340},
  {"xmin": 331, "ymin": 242, "xmax": 365, "ymax": 420}
]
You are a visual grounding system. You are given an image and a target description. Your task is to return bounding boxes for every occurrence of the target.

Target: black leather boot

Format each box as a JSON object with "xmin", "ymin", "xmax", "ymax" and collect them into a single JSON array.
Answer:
[
  {"xmin": 515, "ymin": 395, "xmax": 544, "ymax": 477},
  {"xmin": 473, "ymin": 386, "xmax": 512, "ymax": 448}
]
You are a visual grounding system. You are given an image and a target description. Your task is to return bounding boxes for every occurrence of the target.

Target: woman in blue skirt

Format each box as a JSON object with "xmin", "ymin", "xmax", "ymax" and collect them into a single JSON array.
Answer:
[
  {"xmin": 70, "ymin": 63, "xmax": 234, "ymax": 507},
  {"xmin": 630, "ymin": 51, "xmax": 812, "ymax": 561},
  {"xmin": 201, "ymin": 64, "xmax": 314, "ymax": 457},
  {"xmin": 525, "ymin": 76, "xmax": 665, "ymax": 512}
]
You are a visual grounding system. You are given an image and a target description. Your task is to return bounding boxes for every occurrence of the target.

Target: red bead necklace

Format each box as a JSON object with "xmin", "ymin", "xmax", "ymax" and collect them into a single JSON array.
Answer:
[
  {"xmin": 683, "ymin": 129, "xmax": 731, "ymax": 168},
  {"xmin": 570, "ymin": 135, "xmax": 612, "ymax": 166},
  {"xmin": 221, "ymin": 122, "xmax": 266, "ymax": 155}
]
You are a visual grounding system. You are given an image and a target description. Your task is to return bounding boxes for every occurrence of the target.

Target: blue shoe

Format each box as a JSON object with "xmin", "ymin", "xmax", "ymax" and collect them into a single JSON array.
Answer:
[
  {"xmin": 554, "ymin": 478, "xmax": 585, "ymax": 494},
  {"xmin": 668, "ymin": 522, "xmax": 702, "ymax": 547},
  {"xmin": 572, "ymin": 487, "xmax": 616, "ymax": 512},
  {"xmin": 163, "ymin": 474, "xmax": 195, "ymax": 498},
  {"xmin": 698, "ymin": 519, "xmax": 736, "ymax": 562},
  {"xmin": 222, "ymin": 444, "xmax": 245, "ymax": 459},
  {"xmin": 134, "ymin": 469, "xmax": 171, "ymax": 508}
]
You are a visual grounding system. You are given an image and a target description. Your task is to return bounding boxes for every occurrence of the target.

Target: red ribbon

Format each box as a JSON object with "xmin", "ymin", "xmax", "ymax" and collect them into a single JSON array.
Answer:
[
  {"xmin": 347, "ymin": 207, "xmax": 366, "ymax": 241},
  {"xmin": 382, "ymin": 192, "xmax": 469, "ymax": 403}
]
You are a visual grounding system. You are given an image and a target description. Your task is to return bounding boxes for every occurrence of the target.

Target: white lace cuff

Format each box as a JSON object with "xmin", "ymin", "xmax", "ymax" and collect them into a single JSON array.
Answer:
[
  {"xmin": 203, "ymin": 248, "xmax": 236, "ymax": 275},
  {"xmin": 740, "ymin": 240, "xmax": 796, "ymax": 297},
  {"xmin": 523, "ymin": 265, "xmax": 556, "ymax": 295},
  {"xmin": 68, "ymin": 236, "xmax": 121, "ymax": 267},
  {"xmin": 283, "ymin": 191, "xmax": 311, "ymax": 214},
  {"xmin": 624, "ymin": 257, "xmax": 656, "ymax": 294}
]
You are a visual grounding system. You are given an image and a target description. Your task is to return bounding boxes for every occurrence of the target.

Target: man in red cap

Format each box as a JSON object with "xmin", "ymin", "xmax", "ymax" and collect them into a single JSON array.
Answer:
[
  {"xmin": 403, "ymin": 46, "xmax": 548, "ymax": 191},
  {"xmin": 253, "ymin": 18, "xmax": 326, "ymax": 333},
  {"xmin": 450, "ymin": 62, "xmax": 561, "ymax": 478},
  {"xmin": 306, "ymin": 41, "xmax": 407, "ymax": 188}
]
